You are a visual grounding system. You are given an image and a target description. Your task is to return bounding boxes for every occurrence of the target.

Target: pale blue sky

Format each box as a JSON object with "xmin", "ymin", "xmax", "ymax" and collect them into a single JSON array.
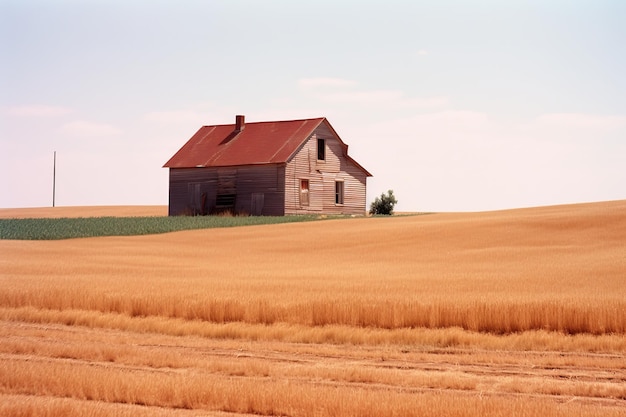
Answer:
[{"xmin": 1, "ymin": 0, "xmax": 624, "ymax": 211}]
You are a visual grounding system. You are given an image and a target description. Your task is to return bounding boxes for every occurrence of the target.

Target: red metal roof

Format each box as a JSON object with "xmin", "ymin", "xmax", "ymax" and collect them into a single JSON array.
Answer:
[{"xmin": 163, "ymin": 117, "xmax": 371, "ymax": 176}]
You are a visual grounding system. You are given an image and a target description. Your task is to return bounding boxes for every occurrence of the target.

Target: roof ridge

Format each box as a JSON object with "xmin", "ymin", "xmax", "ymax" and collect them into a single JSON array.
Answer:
[{"xmin": 200, "ymin": 116, "xmax": 326, "ymax": 129}]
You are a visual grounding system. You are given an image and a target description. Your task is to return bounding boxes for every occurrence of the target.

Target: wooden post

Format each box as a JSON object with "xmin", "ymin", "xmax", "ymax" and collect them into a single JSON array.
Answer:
[{"xmin": 53, "ymin": 151, "xmax": 56, "ymax": 207}]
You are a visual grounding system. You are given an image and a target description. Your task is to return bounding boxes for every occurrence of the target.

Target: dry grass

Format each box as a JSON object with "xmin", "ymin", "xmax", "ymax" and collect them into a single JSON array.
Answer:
[
  {"xmin": 1, "ymin": 201, "xmax": 625, "ymax": 334},
  {"xmin": 1, "ymin": 200, "xmax": 625, "ymax": 416},
  {"xmin": 1, "ymin": 307, "xmax": 625, "ymax": 352}
]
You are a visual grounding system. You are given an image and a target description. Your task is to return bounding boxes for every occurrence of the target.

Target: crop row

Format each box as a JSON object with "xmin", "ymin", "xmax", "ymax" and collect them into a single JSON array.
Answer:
[{"xmin": 0, "ymin": 215, "xmax": 326, "ymax": 240}]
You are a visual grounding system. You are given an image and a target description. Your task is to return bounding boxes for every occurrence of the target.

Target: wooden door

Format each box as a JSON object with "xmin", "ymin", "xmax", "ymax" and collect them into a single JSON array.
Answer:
[{"xmin": 251, "ymin": 193, "xmax": 264, "ymax": 216}]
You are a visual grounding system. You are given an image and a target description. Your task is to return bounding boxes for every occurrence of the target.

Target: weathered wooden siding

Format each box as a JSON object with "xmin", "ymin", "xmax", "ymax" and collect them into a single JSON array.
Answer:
[
  {"xmin": 284, "ymin": 122, "xmax": 367, "ymax": 215},
  {"xmin": 168, "ymin": 165, "xmax": 285, "ymax": 216},
  {"xmin": 284, "ymin": 131, "xmax": 323, "ymax": 214},
  {"xmin": 234, "ymin": 164, "xmax": 285, "ymax": 216},
  {"xmin": 320, "ymin": 162, "xmax": 368, "ymax": 215},
  {"xmin": 169, "ymin": 168, "xmax": 214, "ymax": 216}
]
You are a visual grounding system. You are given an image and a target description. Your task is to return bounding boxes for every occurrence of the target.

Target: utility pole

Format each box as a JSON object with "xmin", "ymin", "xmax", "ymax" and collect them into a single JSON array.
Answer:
[{"xmin": 53, "ymin": 151, "xmax": 56, "ymax": 207}]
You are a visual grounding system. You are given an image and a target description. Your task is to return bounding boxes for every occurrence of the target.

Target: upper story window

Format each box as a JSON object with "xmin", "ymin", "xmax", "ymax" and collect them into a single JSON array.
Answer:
[{"xmin": 317, "ymin": 138, "xmax": 326, "ymax": 161}]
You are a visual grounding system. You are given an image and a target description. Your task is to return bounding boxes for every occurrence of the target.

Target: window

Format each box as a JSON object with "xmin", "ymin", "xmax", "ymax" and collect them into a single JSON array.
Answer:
[
  {"xmin": 335, "ymin": 181, "xmax": 344, "ymax": 205},
  {"xmin": 317, "ymin": 138, "xmax": 325, "ymax": 161},
  {"xmin": 300, "ymin": 179, "xmax": 309, "ymax": 206}
]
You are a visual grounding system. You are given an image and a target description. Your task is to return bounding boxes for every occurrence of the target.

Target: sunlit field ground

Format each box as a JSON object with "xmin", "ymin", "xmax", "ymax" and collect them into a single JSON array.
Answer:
[
  {"xmin": 0, "ymin": 205, "xmax": 167, "ymax": 219},
  {"xmin": 1, "ymin": 201, "xmax": 625, "ymax": 416}
]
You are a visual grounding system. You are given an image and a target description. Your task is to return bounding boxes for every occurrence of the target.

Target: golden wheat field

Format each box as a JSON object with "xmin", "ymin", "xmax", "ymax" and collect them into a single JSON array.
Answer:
[{"xmin": 0, "ymin": 201, "xmax": 625, "ymax": 416}]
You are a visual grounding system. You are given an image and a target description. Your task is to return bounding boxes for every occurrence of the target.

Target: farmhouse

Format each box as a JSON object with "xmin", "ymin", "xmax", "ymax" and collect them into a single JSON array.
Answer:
[{"xmin": 163, "ymin": 116, "xmax": 372, "ymax": 216}]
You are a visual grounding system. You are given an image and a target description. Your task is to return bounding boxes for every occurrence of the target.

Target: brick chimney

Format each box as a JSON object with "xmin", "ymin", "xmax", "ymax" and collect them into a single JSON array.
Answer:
[{"xmin": 235, "ymin": 115, "xmax": 245, "ymax": 132}]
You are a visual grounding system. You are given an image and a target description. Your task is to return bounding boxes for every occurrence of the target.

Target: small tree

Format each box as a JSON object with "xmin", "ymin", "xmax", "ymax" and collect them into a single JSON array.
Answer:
[{"xmin": 369, "ymin": 189, "xmax": 398, "ymax": 215}]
